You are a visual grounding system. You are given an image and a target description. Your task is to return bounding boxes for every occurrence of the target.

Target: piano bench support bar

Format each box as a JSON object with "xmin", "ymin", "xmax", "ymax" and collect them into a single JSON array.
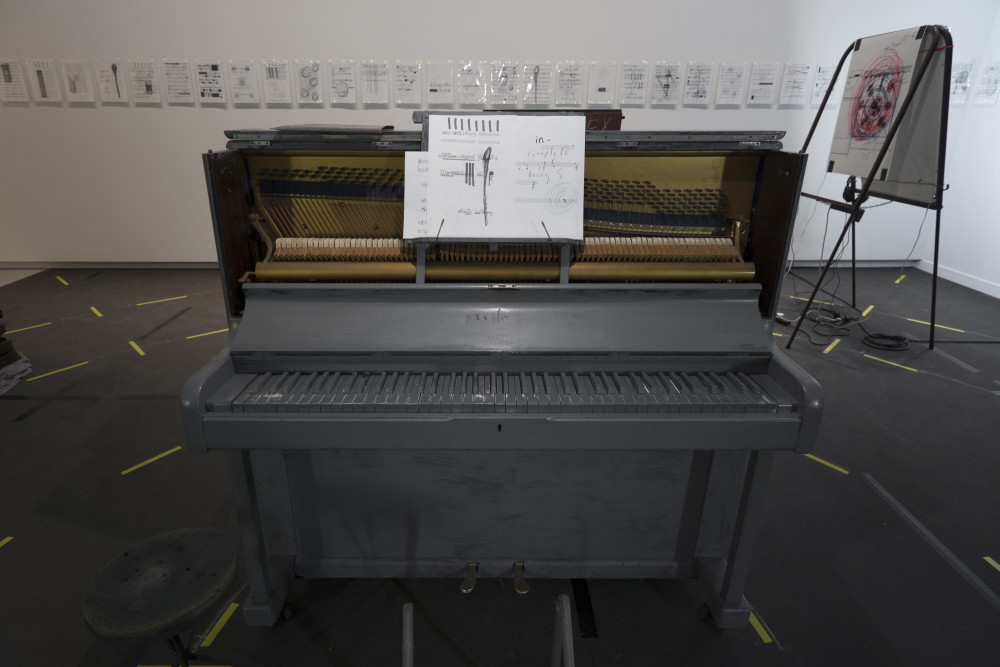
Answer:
[
  {"xmin": 697, "ymin": 449, "xmax": 775, "ymax": 628},
  {"xmin": 229, "ymin": 450, "xmax": 294, "ymax": 626}
]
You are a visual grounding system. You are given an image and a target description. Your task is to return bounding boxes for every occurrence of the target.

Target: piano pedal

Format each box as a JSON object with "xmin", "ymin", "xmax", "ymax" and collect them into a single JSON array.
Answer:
[
  {"xmin": 512, "ymin": 561, "xmax": 529, "ymax": 595},
  {"xmin": 460, "ymin": 562, "xmax": 479, "ymax": 594}
]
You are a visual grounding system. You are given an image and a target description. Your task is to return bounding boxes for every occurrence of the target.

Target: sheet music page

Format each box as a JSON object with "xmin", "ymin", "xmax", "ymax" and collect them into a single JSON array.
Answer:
[
  {"xmin": 457, "ymin": 61, "xmax": 488, "ymax": 104},
  {"xmin": 811, "ymin": 63, "xmax": 835, "ymax": 105},
  {"xmin": 60, "ymin": 58, "xmax": 94, "ymax": 103},
  {"xmin": 360, "ymin": 60, "xmax": 388, "ymax": 104},
  {"xmin": 329, "ymin": 60, "xmax": 356, "ymax": 104},
  {"xmin": 94, "ymin": 57, "xmax": 126, "ymax": 102},
  {"xmin": 521, "ymin": 61, "xmax": 553, "ymax": 105},
  {"xmin": 425, "ymin": 61, "xmax": 454, "ymax": 104},
  {"xmin": 163, "ymin": 59, "xmax": 194, "ymax": 104},
  {"xmin": 746, "ymin": 61, "xmax": 778, "ymax": 105},
  {"xmin": 587, "ymin": 61, "xmax": 616, "ymax": 104},
  {"xmin": 403, "ymin": 152, "xmax": 430, "ymax": 239},
  {"xmin": 620, "ymin": 61, "xmax": 649, "ymax": 105},
  {"xmin": 394, "ymin": 61, "xmax": 421, "ymax": 104},
  {"xmin": 715, "ymin": 61, "xmax": 745, "ymax": 105},
  {"xmin": 196, "ymin": 59, "xmax": 225, "ymax": 103},
  {"xmin": 683, "ymin": 61, "xmax": 713, "ymax": 104},
  {"xmin": 261, "ymin": 59, "xmax": 292, "ymax": 103},
  {"xmin": 779, "ymin": 62, "xmax": 811, "ymax": 105},
  {"xmin": 651, "ymin": 61, "xmax": 681, "ymax": 104},
  {"xmin": 422, "ymin": 114, "xmax": 584, "ymax": 241},
  {"xmin": 127, "ymin": 58, "xmax": 160, "ymax": 103},
  {"xmin": 490, "ymin": 61, "xmax": 520, "ymax": 105},
  {"xmin": 973, "ymin": 60, "xmax": 1000, "ymax": 106},
  {"xmin": 0, "ymin": 58, "xmax": 29, "ymax": 102},
  {"xmin": 229, "ymin": 59, "xmax": 259, "ymax": 104},
  {"xmin": 949, "ymin": 62, "xmax": 972, "ymax": 106},
  {"xmin": 555, "ymin": 60, "xmax": 585, "ymax": 105},
  {"xmin": 27, "ymin": 58, "xmax": 62, "ymax": 102}
]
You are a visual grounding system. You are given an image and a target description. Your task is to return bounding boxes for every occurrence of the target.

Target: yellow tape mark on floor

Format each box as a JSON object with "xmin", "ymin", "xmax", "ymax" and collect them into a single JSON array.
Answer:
[
  {"xmin": 6, "ymin": 322, "xmax": 53, "ymax": 334},
  {"xmin": 187, "ymin": 328, "xmax": 229, "ymax": 340},
  {"xmin": 864, "ymin": 354, "xmax": 918, "ymax": 373},
  {"xmin": 90, "ymin": 306, "xmax": 103, "ymax": 317},
  {"xmin": 201, "ymin": 602, "xmax": 240, "ymax": 647},
  {"xmin": 823, "ymin": 338, "xmax": 841, "ymax": 354},
  {"xmin": 895, "ymin": 274, "xmax": 906, "ymax": 284},
  {"xmin": 0, "ymin": 536, "xmax": 12, "ymax": 549},
  {"xmin": 120, "ymin": 446, "xmax": 183, "ymax": 475},
  {"xmin": 129, "ymin": 340, "xmax": 146, "ymax": 356},
  {"xmin": 772, "ymin": 332, "xmax": 783, "ymax": 337},
  {"xmin": 27, "ymin": 361, "xmax": 89, "ymax": 382},
  {"xmin": 136, "ymin": 295, "xmax": 188, "ymax": 307},
  {"xmin": 55, "ymin": 275, "xmax": 68, "ymax": 286},
  {"xmin": 985, "ymin": 556, "xmax": 1000, "ymax": 574},
  {"xmin": 862, "ymin": 304, "xmax": 874, "ymax": 316},
  {"xmin": 748, "ymin": 612, "xmax": 773, "ymax": 644},
  {"xmin": 905, "ymin": 318, "xmax": 965, "ymax": 333},
  {"xmin": 804, "ymin": 453, "xmax": 850, "ymax": 475},
  {"xmin": 789, "ymin": 295, "xmax": 835, "ymax": 306}
]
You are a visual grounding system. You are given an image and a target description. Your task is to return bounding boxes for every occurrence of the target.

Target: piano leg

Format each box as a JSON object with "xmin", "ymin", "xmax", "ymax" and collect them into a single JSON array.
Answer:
[
  {"xmin": 698, "ymin": 450, "xmax": 775, "ymax": 628},
  {"xmin": 229, "ymin": 450, "xmax": 294, "ymax": 626}
]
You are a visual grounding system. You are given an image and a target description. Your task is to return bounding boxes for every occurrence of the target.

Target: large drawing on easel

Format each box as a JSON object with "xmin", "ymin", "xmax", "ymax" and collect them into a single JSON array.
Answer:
[{"xmin": 828, "ymin": 27, "xmax": 946, "ymax": 205}]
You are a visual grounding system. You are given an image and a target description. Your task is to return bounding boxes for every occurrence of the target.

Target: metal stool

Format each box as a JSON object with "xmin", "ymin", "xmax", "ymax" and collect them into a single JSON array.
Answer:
[{"xmin": 81, "ymin": 527, "xmax": 238, "ymax": 667}]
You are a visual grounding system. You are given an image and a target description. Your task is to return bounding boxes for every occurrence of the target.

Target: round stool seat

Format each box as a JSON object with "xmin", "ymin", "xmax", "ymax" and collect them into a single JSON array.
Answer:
[{"xmin": 82, "ymin": 528, "xmax": 237, "ymax": 642}]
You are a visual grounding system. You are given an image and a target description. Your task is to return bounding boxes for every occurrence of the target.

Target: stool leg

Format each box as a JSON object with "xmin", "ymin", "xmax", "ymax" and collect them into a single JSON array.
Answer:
[{"xmin": 166, "ymin": 635, "xmax": 191, "ymax": 667}]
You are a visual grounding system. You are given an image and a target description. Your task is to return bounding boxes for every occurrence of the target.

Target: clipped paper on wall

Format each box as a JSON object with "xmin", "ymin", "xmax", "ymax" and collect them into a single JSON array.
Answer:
[
  {"xmin": 555, "ymin": 60, "xmax": 585, "ymax": 105},
  {"xmin": 262, "ymin": 59, "xmax": 292, "ymax": 104},
  {"xmin": 128, "ymin": 58, "xmax": 160, "ymax": 103},
  {"xmin": 746, "ymin": 61, "xmax": 779, "ymax": 105},
  {"xmin": 163, "ymin": 59, "xmax": 194, "ymax": 104},
  {"xmin": 329, "ymin": 60, "xmax": 357, "ymax": 104},
  {"xmin": 715, "ymin": 61, "xmax": 745, "ymax": 105},
  {"xmin": 196, "ymin": 59, "xmax": 226, "ymax": 103},
  {"xmin": 360, "ymin": 60, "xmax": 389, "ymax": 104},
  {"xmin": 683, "ymin": 61, "xmax": 713, "ymax": 104},
  {"xmin": 588, "ymin": 61, "xmax": 616, "ymax": 104},
  {"xmin": 394, "ymin": 60, "xmax": 421, "ymax": 104},
  {"xmin": 651, "ymin": 61, "xmax": 681, "ymax": 105},
  {"xmin": 779, "ymin": 62, "xmax": 811, "ymax": 105},
  {"xmin": 94, "ymin": 57, "xmax": 127, "ymax": 103},
  {"xmin": 0, "ymin": 58, "xmax": 29, "ymax": 102},
  {"xmin": 61, "ymin": 58, "xmax": 95, "ymax": 103},
  {"xmin": 490, "ymin": 61, "xmax": 520, "ymax": 105},
  {"xmin": 229, "ymin": 59, "xmax": 260, "ymax": 104},
  {"xmin": 522, "ymin": 61, "xmax": 553, "ymax": 105},
  {"xmin": 457, "ymin": 60, "xmax": 488, "ymax": 104},
  {"xmin": 425, "ymin": 61, "xmax": 454, "ymax": 104},
  {"xmin": 295, "ymin": 59, "xmax": 323, "ymax": 104},
  {"xmin": 620, "ymin": 61, "xmax": 649, "ymax": 105},
  {"xmin": 27, "ymin": 58, "xmax": 62, "ymax": 102}
]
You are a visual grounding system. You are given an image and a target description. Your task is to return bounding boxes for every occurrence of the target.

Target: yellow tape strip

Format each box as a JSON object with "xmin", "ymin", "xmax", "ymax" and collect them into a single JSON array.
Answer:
[
  {"xmin": 862, "ymin": 305, "xmax": 874, "ymax": 316},
  {"xmin": 985, "ymin": 556, "xmax": 1000, "ymax": 574},
  {"xmin": 789, "ymin": 295, "xmax": 835, "ymax": 306},
  {"xmin": 748, "ymin": 612, "xmax": 773, "ymax": 644},
  {"xmin": 201, "ymin": 602, "xmax": 240, "ymax": 647},
  {"xmin": 27, "ymin": 361, "xmax": 89, "ymax": 382},
  {"xmin": 90, "ymin": 306, "xmax": 103, "ymax": 317},
  {"xmin": 55, "ymin": 275, "xmax": 68, "ymax": 286},
  {"xmin": 129, "ymin": 340, "xmax": 146, "ymax": 356},
  {"xmin": 136, "ymin": 295, "xmax": 188, "ymax": 306},
  {"xmin": 187, "ymin": 328, "xmax": 229, "ymax": 340},
  {"xmin": 864, "ymin": 354, "xmax": 918, "ymax": 373},
  {"xmin": 5, "ymin": 322, "xmax": 52, "ymax": 334},
  {"xmin": 804, "ymin": 453, "xmax": 850, "ymax": 475},
  {"xmin": 895, "ymin": 274, "xmax": 906, "ymax": 284},
  {"xmin": 905, "ymin": 318, "xmax": 964, "ymax": 333},
  {"xmin": 120, "ymin": 446, "xmax": 183, "ymax": 475},
  {"xmin": 0, "ymin": 536, "xmax": 12, "ymax": 549},
  {"xmin": 772, "ymin": 332, "xmax": 783, "ymax": 337},
  {"xmin": 823, "ymin": 338, "xmax": 841, "ymax": 354}
]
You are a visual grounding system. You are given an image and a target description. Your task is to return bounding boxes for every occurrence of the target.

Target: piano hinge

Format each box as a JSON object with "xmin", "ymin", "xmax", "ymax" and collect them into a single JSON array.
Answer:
[
  {"xmin": 249, "ymin": 140, "xmax": 271, "ymax": 146},
  {"xmin": 373, "ymin": 141, "xmax": 395, "ymax": 148},
  {"xmin": 616, "ymin": 141, "xmax": 639, "ymax": 149},
  {"xmin": 740, "ymin": 141, "xmax": 762, "ymax": 147}
]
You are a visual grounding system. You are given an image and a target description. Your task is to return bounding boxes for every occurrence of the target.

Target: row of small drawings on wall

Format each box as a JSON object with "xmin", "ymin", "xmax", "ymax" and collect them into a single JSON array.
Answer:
[{"xmin": 0, "ymin": 56, "xmax": 995, "ymax": 109}]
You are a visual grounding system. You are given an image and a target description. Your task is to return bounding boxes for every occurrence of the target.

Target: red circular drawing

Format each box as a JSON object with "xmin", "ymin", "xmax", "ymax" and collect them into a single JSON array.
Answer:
[{"xmin": 850, "ymin": 48, "xmax": 904, "ymax": 140}]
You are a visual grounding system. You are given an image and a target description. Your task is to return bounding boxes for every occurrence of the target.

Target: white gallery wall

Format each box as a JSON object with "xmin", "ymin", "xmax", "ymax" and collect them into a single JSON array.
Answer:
[{"xmin": 0, "ymin": 0, "xmax": 998, "ymax": 296}]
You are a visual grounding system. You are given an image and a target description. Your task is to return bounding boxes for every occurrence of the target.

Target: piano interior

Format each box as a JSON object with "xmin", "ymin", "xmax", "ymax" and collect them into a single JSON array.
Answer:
[{"xmin": 187, "ymin": 119, "xmax": 822, "ymax": 629}]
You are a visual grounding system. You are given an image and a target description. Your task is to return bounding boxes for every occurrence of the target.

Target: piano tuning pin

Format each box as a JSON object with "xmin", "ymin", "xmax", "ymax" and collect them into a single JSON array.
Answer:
[
  {"xmin": 460, "ymin": 562, "xmax": 479, "ymax": 594},
  {"xmin": 512, "ymin": 561, "xmax": 529, "ymax": 595}
]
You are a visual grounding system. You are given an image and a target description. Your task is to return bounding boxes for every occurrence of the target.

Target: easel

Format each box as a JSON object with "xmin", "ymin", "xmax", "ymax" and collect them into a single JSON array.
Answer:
[{"xmin": 788, "ymin": 25, "xmax": 952, "ymax": 350}]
